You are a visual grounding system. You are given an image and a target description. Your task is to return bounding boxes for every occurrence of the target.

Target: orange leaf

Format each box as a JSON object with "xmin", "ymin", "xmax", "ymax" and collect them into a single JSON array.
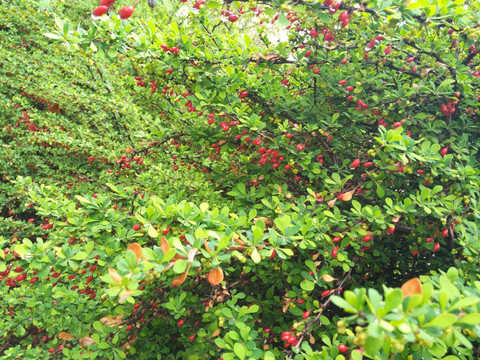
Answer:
[
  {"xmin": 172, "ymin": 269, "xmax": 189, "ymax": 288},
  {"xmin": 78, "ymin": 336, "xmax": 95, "ymax": 347},
  {"xmin": 327, "ymin": 198, "xmax": 337, "ymax": 208},
  {"xmin": 108, "ymin": 268, "xmax": 122, "ymax": 283},
  {"xmin": 207, "ymin": 267, "xmax": 224, "ymax": 285},
  {"xmin": 119, "ymin": 289, "xmax": 135, "ymax": 304},
  {"xmin": 212, "ymin": 328, "xmax": 221, "ymax": 337},
  {"xmin": 58, "ymin": 331, "xmax": 75, "ymax": 341},
  {"xmin": 188, "ymin": 248, "xmax": 197, "ymax": 263},
  {"xmin": 127, "ymin": 243, "xmax": 142, "ymax": 263},
  {"xmin": 47, "ymin": 103, "xmax": 60, "ymax": 113},
  {"xmin": 204, "ymin": 239, "xmax": 213, "ymax": 254},
  {"xmin": 160, "ymin": 236, "xmax": 170, "ymax": 254},
  {"xmin": 100, "ymin": 314, "xmax": 124, "ymax": 326},
  {"xmin": 341, "ymin": 189, "xmax": 355, "ymax": 202},
  {"xmin": 401, "ymin": 278, "xmax": 423, "ymax": 298},
  {"xmin": 322, "ymin": 274, "xmax": 338, "ymax": 282}
]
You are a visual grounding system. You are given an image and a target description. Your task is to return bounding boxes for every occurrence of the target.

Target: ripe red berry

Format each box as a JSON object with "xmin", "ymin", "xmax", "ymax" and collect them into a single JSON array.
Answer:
[
  {"xmin": 285, "ymin": 133, "xmax": 293, "ymax": 139},
  {"xmin": 331, "ymin": 247, "xmax": 338, "ymax": 258},
  {"xmin": 100, "ymin": 0, "xmax": 115, "ymax": 5},
  {"xmin": 411, "ymin": 250, "xmax": 419, "ymax": 256},
  {"xmin": 363, "ymin": 235, "xmax": 372, "ymax": 242},
  {"xmin": 269, "ymin": 249, "xmax": 276, "ymax": 259},
  {"xmin": 133, "ymin": 224, "xmax": 141, "ymax": 231},
  {"xmin": 440, "ymin": 147, "xmax": 448, "ymax": 156},
  {"xmin": 364, "ymin": 161, "xmax": 374, "ymax": 168},
  {"xmin": 425, "ymin": 237, "xmax": 433, "ymax": 243},
  {"xmin": 302, "ymin": 310, "xmax": 311, "ymax": 319},
  {"xmin": 228, "ymin": 14, "xmax": 239, "ymax": 22},
  {"xmin": 387, "ymin": 226, "xmax": 395, "ymax": 235},
  {"xmin": 92, "ymin": 5, "xmax": 109, "ymax": 17},
  {"xmin": 126, "ymin": 325, "xmax": 133, "ymax": 331},
  {"xmin": 321, "ymin": 290, "xmax": 330, "ymax": 297},
  {"xmin": 351, "ymin": 159, "xmax": 360, "ymax": 168},
  {"xmin": 119, "ymin": 5, "xmax": 134, "ymax": 19},
  {"xmin": 433, "ymin": 243, "xmax": 440, "ymax": 252},
  {"xmin": 332, "ymin": 236, "xmax": 341, "ymax": 243},
  {"xmin": 338, "ymin": 344, "xmax": 348, "ymax": 353},
  {"xmin": 287, "ymin": 336, "xmax": 297, "ymax": 344},
  {"xmin": 177, "ymin": 319, "xmax": 185, "ymax": 326},
  {"xmin": 442, "ymin": 229, "xmax": 449, "ymax": 237}
]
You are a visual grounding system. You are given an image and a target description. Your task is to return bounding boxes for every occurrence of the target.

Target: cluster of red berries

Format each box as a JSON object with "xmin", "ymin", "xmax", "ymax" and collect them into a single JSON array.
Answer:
[
  {"xmin": 281, "ymin": 331, "xmax": 298, "ymax": 347},
  {"xmin": 92, "ymin": 1, "xmax": 134, "ymax": 20},
  {"xmin": 440, "ymin": 100, "xmax": 457, "ymax": 116}
]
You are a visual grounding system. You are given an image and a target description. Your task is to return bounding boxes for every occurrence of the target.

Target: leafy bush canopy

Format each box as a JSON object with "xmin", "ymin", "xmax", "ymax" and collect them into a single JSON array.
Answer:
[{"xmin": 1, "ymin": 0, "xmax": 480, "ymax": 358}]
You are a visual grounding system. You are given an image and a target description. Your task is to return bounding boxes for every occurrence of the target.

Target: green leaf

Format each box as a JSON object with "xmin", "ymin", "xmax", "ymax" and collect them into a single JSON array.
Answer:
[
  {"xmin": 233, "ymin": 343, "xmax": 245, "ymax": 360},
  {"xmin": 331, "ymin": 295, "xmax": 358, "ymax": 313},
  {"xmin": 300, "ymin": 280, "xmax": 315, "ymax": 291},
  {"xmin": 364, "ymin": 335, "xmax": 383, "ymax": 355},
  {"xmin": 251, "ymin": 248, "xmax": 261, "ymax": 263},
  {"xmin": 376, "ymin": 184, "xmax": 385, "ymax": 198},
  {"xmin": 455, "ymin": 313, "xmax": 480, "ymax": 325},
  {"xmin": 384, "ymin": 289, "xmax": 402, "ymax": 313},
  {"xmin": 148, "ymin": 226, "xmax": 159, "ymax": 238},
  {"xmin": 93, "ymin": 321, "xmax": 103, "ymax": 332},
  {"xmin": 264, "ymin": 351, "xmax": 275, "ymax": 360},
  {"xmin": 72, "ymin": 252, "xmax": 87, "ymax": 260},
  {"xmin": 44, "ymin": 33, "xmax": 62, "ymax": 40},
  {"xmin": 173, "ymin": 259, "xmax": 188, "ymax": 274},
  {"xmin": 423, "ymin": 313, "xmax": 457, "ymax": 328},
  {"xmin": 278, "ymin": 12, "xmax": 289, "ymax": 26},
  {"xmin": 206, "ymin": 0, "xmax": 222, "ymax": 8}
]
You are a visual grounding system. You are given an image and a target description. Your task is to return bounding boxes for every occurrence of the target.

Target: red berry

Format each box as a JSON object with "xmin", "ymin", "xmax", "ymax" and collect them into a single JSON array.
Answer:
[
  {"xmin": 269, "ymin": 249, "xmax": 276, "ymax": 259},
  {"xmin": 100, "ymin": 0, "xmax": 115, "ymax": 5},
  {"xmin": 351, "ymin": 159, "xmax": 360, "ymax": 168},
  {"xmin": 331, "ymin": 247, "xmax": 338, "ymax": 258},
  {"xmin": 363, "ymin": 235, "xmax": 372, "ymax": 242},
  {"xmin": 411, "ymin": 250, "xmax": 419, "ymax": 256},
  {"xmin": 321, "ymin": 290, "xmax": 330, "ymax": 297},
  {"xmin": 133, "ymin": 224, "xmax": 141, "ymax": 231},
  {"xmin": 387, "ymin": 226, "xmax": 395, "ymax": 235},
  {"xmin": 338, "ymin": 344, "xmax": 348, "ymax": 353},
  {"xmin": 119, "ymin": 5, "xmax": 134, "ymax": 19},
  {"xmin": 433, "ymin": 243, "xmax": 440, "ymax": 252},
  {"xmin": 425, "ymin": 237, "xmax": 433, "ymax": 243},
  {"xmin": 126, "ymin": 325, "xmax": 133, "ymax": 331},
  {"xmin": 228, "ymin": 15, "xmax": 239, "ymax": 22},
  {"xmin": 297, "ymin": 299, "xmax": 305, "ymax": 304},
  {"xmin": 285, "ymin": 133, "xmax": 293, "ymax": 139},
  {"xmin": 364, "ymin": 161, "xmax": 374, "ymax": 168},
  {"xmin": 338, "ymin": 11, "xmax": 349, "ymax": 22},
  {"xmin": 287, "ymin": 336, "xmax": 297, "ymax": 344},
  {"xmin": 440, "ymin": 147, "xmax": 448, "ymax": 156},
  {"xmin": 177, "ymin": 319, "xmax": 185, "ymax": 326},
  {"xmin": 92, "ymin": 5, "xmax": 109, "ymax": 17},
  {"xmin": 442, "ymin": 229, "xmax": 449, "ymax": 237},
  {"xmin": 302, "ymin": 310, "xmax": 311, "ymax": 319},
  {"xmin": 332, "ymin": 236, "xmax": 341, "ymax": 243}
]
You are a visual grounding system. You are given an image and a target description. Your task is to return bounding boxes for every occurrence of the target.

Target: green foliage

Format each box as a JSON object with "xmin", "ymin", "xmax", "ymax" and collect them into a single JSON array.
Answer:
[{"xmin": 1, "ymin": 0, "xmax": 480, "ymax": 358}]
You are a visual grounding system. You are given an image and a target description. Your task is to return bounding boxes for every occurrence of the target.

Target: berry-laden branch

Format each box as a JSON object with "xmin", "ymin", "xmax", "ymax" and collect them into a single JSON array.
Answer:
[{"xmin": 291, "ymin": 265, "xmax": 354, "ymax": 355}]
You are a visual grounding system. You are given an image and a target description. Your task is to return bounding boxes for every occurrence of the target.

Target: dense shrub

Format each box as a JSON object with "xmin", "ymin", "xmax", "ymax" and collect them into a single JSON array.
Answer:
[{"xmin": 1, "ymin": 0, "xmax": 480, "ymax": 358}]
